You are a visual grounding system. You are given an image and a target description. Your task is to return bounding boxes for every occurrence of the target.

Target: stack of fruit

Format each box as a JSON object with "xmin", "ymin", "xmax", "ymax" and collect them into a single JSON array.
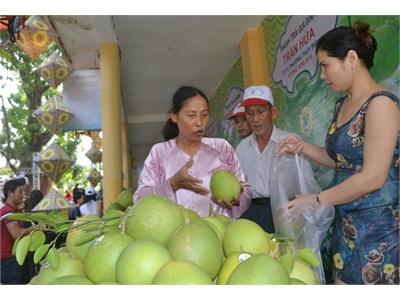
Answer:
[{"xmin": 11, "ymin": 172, "xmax": 320, "ymax": 285}]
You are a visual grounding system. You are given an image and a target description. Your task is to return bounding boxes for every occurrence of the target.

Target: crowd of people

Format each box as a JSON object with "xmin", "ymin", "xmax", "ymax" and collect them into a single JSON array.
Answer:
[{"xmin": 1, "ymin": 22, "xmax": 398, "ymax": 285}]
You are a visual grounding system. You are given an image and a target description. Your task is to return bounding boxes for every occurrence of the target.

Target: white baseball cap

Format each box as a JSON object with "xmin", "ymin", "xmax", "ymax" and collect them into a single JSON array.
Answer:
[
  {"xmin": 240, "ymin": 85, "xmax": 274, "ymax": 107},
  {"xmin": 85, "ymin": 187, "xmax": 96, "ymax": 196},
  {"xmin": 228, "ymin": 103, "xmax": 246, "ymax": 119}
]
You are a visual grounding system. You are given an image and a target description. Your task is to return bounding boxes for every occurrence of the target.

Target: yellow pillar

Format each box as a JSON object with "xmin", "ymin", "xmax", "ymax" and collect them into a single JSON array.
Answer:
[
  {"xmin": 121, "ymin": 121, "xmax": 132, "ymax": 190},
  {"xmin": 100, "ymin": 42, "xmax": 123, "ymax": 209},
  {"xmin": 240, "ymin": 26, "xmax": 269, "ymax": 87}
]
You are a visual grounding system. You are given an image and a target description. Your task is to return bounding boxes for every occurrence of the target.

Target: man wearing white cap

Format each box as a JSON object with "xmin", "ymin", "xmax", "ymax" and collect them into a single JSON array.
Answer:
[
  {"xmin": 236, "ymin": 85, "xmax": 315, "ymax": 233},
  {"xmin": 80, "ymin": 187, "xmax": 98, "ymax": 216},
  {"xmin": 228, "ymin": 102, "xmax": 252, "ymax": 141}
]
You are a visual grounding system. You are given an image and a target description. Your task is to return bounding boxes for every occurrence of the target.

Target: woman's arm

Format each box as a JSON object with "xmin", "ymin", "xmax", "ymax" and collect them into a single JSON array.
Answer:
[
  {"xmin": 276, "ymin": 135, "xmax": 336, "ymax": 169},
  {"xmin": 292, "ymin": 96, "xmax": 399, "ymax": 208}
]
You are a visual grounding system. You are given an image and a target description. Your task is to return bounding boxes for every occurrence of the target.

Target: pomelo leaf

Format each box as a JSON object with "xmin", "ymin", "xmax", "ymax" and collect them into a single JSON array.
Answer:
[
  {"xmin": 29, "ymin": 230, "xmax": 46, "ymax": 251},
  {"xmin": 34, "ymin": 243, "xmax": 50, "ymax": 264},
  {"xmin": 5, "ymin": 212, "xmax": 31, "ymax": 222},
  {"xmin": 46, "ymin": 246, "xmax": 60, "ymax": 269},
  {"xmin": 12, "ymin": 235, "xmax": 21, "ymax": 255},
  {"xmin": 16, "ymin": 235, "xmax": 32, "ymax": 265},
  {"xmin": 74, "ymin": 230, "xmax": 101, "ymax": 246}
]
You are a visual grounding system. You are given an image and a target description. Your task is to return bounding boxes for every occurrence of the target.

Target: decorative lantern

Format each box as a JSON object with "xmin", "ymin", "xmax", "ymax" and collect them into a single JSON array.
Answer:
[
  {"xmin": 32, "ymin": 188, "xmax": 71, "ymax": 211},
  {"xmin": 16, "ymin": 15, "xmax": 57, "ymax": 60},
  {"xmin": 85, "ymin": 141, "xmax": 102, "ymax": 164},
  {"xmin": 33, "ymin": 95, "xmax": 73, "ymax": 134},
  {"xmin": 34, "ymin": 142, "xmax": 74, "ymax": 183},
  {"xmin": 35, "ymin": 52, "xmax": 73, "ymax": 88},
  {"xmin": 87, "ymin": 168, "xmax": 102, "ymax": 187}
]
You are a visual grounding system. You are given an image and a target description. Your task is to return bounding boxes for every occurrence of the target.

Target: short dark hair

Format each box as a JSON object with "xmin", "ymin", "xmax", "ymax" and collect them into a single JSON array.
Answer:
[
  {"xmin": 3, "ymin": 179, "xmax": 24, "ymax": 203},
  {"xmin": 316, "ymin": 21, "xmax": 377, "ymax": 69},
  {"xmin": 162, "ymin": 86, "xmax": 209, "ymax": 141}
]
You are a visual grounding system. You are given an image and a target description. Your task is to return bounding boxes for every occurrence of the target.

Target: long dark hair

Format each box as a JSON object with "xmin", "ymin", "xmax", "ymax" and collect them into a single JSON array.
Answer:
[
  {"xmin": 316, "ymin": 21, "xmax": 378, "ymax": 69},
  {"xmin": 24, "ymin": 189, "xmax": 44, "ymax": 212},
  {"xmin": 162, "ymin": 86, "xmax": 209, "ymax": 141}
]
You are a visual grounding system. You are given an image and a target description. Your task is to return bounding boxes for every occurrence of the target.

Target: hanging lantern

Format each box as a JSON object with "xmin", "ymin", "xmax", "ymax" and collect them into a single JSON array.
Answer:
[
  {"xmin": 33, "ymin": 95, "xmax": 73, "ymax": 134},
  {"xmin": 85, "ymin": 141, "xmax": 102, "ymax": 164},
  {"xmin": 16, "ymin": 15, "xmax": 57, "ymax": 60},
  {"xmin": 87, "ymin": 168, "xmax": 102, "ymax": 187},
  {"xmin": 35, "ymin": 52, "xmax": 73, "ymax": 88},
  {"xmin": 34, "ymin": 142, "xmax": 74, "ymax": 184},
  {"xmin": 32, "ymin": 187, "xmax": 71, "ymax": 211}
]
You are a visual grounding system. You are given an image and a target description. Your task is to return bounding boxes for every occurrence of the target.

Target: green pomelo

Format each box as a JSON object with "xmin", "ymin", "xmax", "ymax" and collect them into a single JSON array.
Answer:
[
  {"xmin": 125, "ymin": 194, "xmax": 185, "ymax": 245},
  {"xmin": 178, "ymin": 206, "xmax": 202, "ymax": 224},
  {"xmin": 279, "ymin": 253, "xmax": 295, "ymax": 274},
  {"xmin": 66, "ymin": 215, "xmax": 102, "ymax": 262},
  {"xmin": 49, "ymin": 275, "xmax": 94, "ymax": 285},
  {"xmin": 214, "ymin": 214, "xmax": 232, "ymax": 225},
  {"xmin": 203, "ymin": 216, "xmax": 227, "ymax": 243},
  {"xmin": 167, "ymin": 221, "xmax": 224, "ymax": 280},
  {"xmin": 105, "ymin": 202, "xmax": 124, "ymax": 212},
  {"xmin": 152, "ymin": 261, "xmax": 212, "ymax": 285},
  {"xmin": 223, "ymin": 219, "xmax": 270, "ymax": 256},
  {"xmin": 116, "ymin": 190, "xmax": 133, "ymax": 209},
  {"xmin": 35, "ymin": 252, "xmax": 86, "ymax": 284},
  {"xmin": 217, "ymin": 252, "xmax": 251, "ymax": 285},
  {"xmin": 210, "ymin": 170, "xmax": 240, "ymax": 201},
  {"xmin": 227, "ymin": 254, "xmax": 290, "ymax": 285},
  {"xmin": 290, "ymin": 258, "xmax": 318, "ymax": 285},
  {"xmin": 84, "ymin": 232, "xmax": 132, "ymax": 283},
  {"xmin": 116, "ymin": 239, "xmax": 172, "ymax": 284}
]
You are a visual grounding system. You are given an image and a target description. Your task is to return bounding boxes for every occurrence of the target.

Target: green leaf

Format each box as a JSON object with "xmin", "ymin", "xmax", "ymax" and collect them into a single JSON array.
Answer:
[
  {"xmin": 74, "ymin": 230, "xmax": 101, "ymax": 247},
  {"xmin": 12, "ymin": 235, "xmax": 21, "ymax": 256},
  {"xmin": 46, "ymin": 247, "xmax": 60, "ymax": 269},
  {"xmin": 28, "ymin": 212, "xmax": 51, "ymax": 224},
  {"xmin": 16, "ymin": 235, "xmax": 32, "ymax": 265},
  {"xmin": 5, "ymin": 212, "xmax": 31, "ymax": 222},
  {"xmin": 34, "ymin": 243, "xmax": 50, "ymax": 264},
  {"xmin": 29, "ymin": 231, "xmax": 46, "ymax": 252},
  {"xmin": 54, "ymin": 223, "xmax": 71, "ymax": 233},
  {"xmin": 296, "ymin": 248, "xmax": 319, "ymax": 267}
]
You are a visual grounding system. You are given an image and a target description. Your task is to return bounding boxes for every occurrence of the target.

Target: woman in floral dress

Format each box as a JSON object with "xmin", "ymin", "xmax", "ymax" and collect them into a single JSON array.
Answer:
[{"xmin": 277, "ymin": 21, "xmax": 399, "ymax": 284}]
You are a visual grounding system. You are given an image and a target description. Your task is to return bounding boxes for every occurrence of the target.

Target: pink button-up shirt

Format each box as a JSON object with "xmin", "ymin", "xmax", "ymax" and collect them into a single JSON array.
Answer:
[{"xmin": 134, "ymin": 137, "xmax": 252, "ymax": 218}]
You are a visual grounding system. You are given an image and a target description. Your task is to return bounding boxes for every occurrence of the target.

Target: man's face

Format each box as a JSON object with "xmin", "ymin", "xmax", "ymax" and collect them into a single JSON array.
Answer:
[
  {"xmin": 245, "ymin": 104, "xmax": 277, "ymax": 137},
  {"xmin": 8, "ymin": 185, "xmax": 25, "ymax": 207},
  {"xmin": 232, "ymin": 114, "xmax": 252, "ymax": 139}
]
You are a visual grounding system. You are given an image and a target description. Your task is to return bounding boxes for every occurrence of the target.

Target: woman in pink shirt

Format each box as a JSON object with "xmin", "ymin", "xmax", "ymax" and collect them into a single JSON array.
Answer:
[{"xmin": 134, "ymin": 86, "xmax": 251, "ymax": 218}]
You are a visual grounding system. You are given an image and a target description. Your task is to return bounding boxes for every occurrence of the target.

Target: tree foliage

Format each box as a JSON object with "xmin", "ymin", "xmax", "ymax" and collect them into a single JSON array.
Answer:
[{"xmin": 0, "ymin": 31, "xmax": 81, "ymax": 185}]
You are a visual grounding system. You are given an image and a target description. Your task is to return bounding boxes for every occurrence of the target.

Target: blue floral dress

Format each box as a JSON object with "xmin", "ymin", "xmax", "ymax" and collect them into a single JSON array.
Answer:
[{"xmin": 325, "ymin": 91, "xmax": 399, "ymax": 284}]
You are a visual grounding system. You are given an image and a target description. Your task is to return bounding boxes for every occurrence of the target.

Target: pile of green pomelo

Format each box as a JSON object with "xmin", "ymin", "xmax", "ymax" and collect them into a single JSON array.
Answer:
[{"xmin": 23, "ymin": 171, "xmax": 320, "ymax": 285}]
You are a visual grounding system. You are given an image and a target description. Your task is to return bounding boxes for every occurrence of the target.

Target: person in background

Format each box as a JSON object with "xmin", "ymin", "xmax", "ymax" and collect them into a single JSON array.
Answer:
[
  {"xmin": 277, "ymin": 21, "xmax": 399, "ymax": 284},
  {"xmin": 80, "ymin": 187, "xmax": 98, "ymax": 216},
  {"xmin": 228, "ymin": 102, "xmax": 252, "ymax": 141},
  {"xmin": 24, "ymin": 189, "xmax": 43, "ymax": 213},
  {"xmin": 134, "ymin": 86, "xmax": 252, "ymax": 218},
  {"xmin": 69, "ymin": 188, "xmax": 85, "ymax": 220},
  {"xmin": 236, "ymin": 85, "xmax": 318, "ymax": 233},
  {"xmin": 0, "ymin": 179, "xmax": 30, "ymax": 284}
]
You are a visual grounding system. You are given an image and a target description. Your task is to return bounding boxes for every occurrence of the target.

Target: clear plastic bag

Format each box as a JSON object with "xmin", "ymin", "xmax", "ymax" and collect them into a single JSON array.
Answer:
[{"xmin": 269, "ymin": 153, "xmax": 335, "ymax": 284}]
